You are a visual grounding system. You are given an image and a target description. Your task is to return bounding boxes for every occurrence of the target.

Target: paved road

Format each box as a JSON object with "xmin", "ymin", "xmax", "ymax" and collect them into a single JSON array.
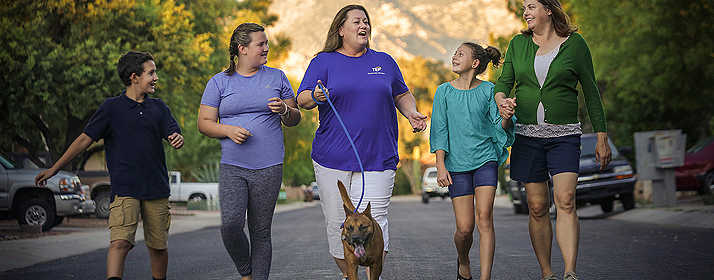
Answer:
[{"xmin": 2, "ymin": 199, "xmax": 713, "ymax": 279}]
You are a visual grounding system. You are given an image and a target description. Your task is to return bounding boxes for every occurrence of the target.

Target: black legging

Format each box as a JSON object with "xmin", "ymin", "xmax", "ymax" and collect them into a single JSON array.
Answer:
[{"xmin": 219, "ymin": 163, "xmax": 283, "ymax": 280}]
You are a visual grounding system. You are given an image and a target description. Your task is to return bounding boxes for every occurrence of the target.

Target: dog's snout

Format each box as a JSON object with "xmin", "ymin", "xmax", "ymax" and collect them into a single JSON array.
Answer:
[{"xmin": 351, "ymin": 237, "xmax": 362, "ymax": 244}]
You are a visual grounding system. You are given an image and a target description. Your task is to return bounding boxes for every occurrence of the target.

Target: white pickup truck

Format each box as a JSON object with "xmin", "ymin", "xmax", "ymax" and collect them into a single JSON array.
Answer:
[{"xmin": 168, "ymin": 171, "xmax": 219, "ymax": 202}]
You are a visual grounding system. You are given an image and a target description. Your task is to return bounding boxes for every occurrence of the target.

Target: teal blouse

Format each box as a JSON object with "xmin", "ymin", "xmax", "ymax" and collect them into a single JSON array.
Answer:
[{"xmin": 429, "ymin": 81, "xmax": 515, "ymax": 172}]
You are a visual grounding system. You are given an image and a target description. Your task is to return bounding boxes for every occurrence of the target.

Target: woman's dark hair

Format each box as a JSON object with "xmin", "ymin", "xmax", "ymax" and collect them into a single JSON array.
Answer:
[
  {"xmin": 521, "ymin": 0, "xmax": 577, "ymax": 37},
  {"xmin": 225, "ymin": 23, "xmax": 265, "ymax": 75},
  {"xmin": 117, "ymin": 51, "xmax": 154, "ymax": 86},
  {"xmin": 319, "ymin": 5, "xmax": 371, "ymax": 54},
  {"xmin": 461, "ymin": 42, "xmax": 501, "ymax": 77}
]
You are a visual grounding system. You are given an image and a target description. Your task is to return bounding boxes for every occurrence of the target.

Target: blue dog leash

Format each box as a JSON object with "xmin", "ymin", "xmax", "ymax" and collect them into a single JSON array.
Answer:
[{"xmin": 312, "ymin": 83, "xmax": 366, "ymax": 214}]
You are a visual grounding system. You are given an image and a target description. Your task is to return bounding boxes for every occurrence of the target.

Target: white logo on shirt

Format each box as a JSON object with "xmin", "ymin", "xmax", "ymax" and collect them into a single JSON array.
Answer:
[{"xmin": 368, "ymin": 65, "xmax": 385, "ymax": 75}]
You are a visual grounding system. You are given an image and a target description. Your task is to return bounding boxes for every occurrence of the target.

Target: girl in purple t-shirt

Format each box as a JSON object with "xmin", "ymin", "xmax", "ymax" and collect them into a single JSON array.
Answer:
[
  {"xmin": 296, "ymin": 5, "xmax": 427, "ymax": 279},
  {"xmin": 198, "ymin": 23, "xmax": 301, "ymax": 280}
]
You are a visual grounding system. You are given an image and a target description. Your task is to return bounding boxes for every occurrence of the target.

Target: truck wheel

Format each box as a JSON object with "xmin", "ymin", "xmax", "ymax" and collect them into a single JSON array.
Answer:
[
  {"xmin": 621, "ymin": 192, "xmax": 636, "ymax": 210},
  {"xmin": 698, "ymin": 172, "xmax": 713, "ymax": 195},
  {"xmin": 600, "ymin": 199, "xmax": 614, "ymax": 213},
  {"xmin": 17, "ymin": 197, "xmax": 57, "ymax": 232},
  {"xmin": 421, "ymin": 192, "xmax": 429, "ymax": 204},
  {"xmin": 189, "ymin": 193, "xmax": 207, "ymax": 202},
  {"xmin": 94, "ymin": 191, "xmax": 111, "ymax": 219}
]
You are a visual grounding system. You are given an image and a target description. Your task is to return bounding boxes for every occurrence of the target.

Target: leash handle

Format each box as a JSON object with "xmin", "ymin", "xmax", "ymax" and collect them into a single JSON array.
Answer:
[
  {"xmin": 316, "ymin": 82, "xmax": 366, "ymax": 214},
  {"xmin": 311, "ymin": 85, "xmax": 326, "ymax": 105}
]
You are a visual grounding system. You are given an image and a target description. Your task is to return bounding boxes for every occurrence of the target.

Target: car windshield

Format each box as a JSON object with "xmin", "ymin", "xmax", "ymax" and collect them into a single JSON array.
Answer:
[
  {"xmin": 687, "ymin": 137, "xmax": 714, "ymax": 153},
  {"xmin": 427, "ymin": 171, "xmax": 437, "ymax": 178},
  {"xmin": 580, "ymin": 136, "xmax": 619, "ymax": 159}
]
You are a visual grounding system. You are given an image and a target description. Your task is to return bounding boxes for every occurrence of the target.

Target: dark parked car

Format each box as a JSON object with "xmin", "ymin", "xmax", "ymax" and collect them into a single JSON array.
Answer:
[
  {"xmin": 675, "ymin": 137, "xmax": 714, "ymax": 195},
  {"xmin": 508, "ymin": 134, "xmax": 636, "ymax": 214}
]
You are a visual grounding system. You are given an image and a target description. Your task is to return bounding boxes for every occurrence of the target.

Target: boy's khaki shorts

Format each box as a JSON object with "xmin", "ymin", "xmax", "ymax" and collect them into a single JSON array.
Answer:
[{"xmin": 108, "ymin": 195, "xmax": 171, "ymax": 249}]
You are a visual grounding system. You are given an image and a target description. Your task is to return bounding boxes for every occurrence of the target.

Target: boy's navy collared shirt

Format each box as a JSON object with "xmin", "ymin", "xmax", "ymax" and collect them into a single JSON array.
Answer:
[{"xmin": 84, "ymin": 92, "xmax": 181, "ymax": 200}]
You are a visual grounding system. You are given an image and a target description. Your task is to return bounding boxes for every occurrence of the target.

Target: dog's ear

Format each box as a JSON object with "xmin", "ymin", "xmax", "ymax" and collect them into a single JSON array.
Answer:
[
  {"xmin": 343, "ymin": 203, "xmax": 353, "ymax": 216},
  {"xmin": 363, "ymin": 201, "xmax": 372, "ymax": 217},
  {"xmin": 337, "ymin": 180, "xmax": 355, "ymax": 212}
]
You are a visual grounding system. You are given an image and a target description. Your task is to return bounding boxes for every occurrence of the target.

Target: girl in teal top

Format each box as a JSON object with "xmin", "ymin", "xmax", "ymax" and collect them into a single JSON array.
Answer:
[{"xmin": 429, "ymin": 42, "xmax": 514, "ymax": 280}]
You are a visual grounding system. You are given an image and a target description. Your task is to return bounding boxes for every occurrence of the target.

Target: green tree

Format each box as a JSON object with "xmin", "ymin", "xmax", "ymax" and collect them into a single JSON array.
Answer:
[
  {"xmin": 569, "ymin": 0, "xmax": 714, "ymax": 147},
  {"xmin": 396, "ymin": 57, "xmax": 455, "ymax": 193},
  {"xmin": 1, "ymin": 0, "xmax": 211, "ymax": 168},
  {"xmin": 0, "ymin": 0, "xmax": 293, "ymax": 181}
]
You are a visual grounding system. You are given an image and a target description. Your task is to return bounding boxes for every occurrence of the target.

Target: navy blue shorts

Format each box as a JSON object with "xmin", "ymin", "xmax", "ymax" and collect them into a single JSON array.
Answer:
[
  {"xmin": 510, "ymin": 134, "xmax": 581, "ymax": 183},
  {"xmin": 448, "ymin": 161, "xmax": 498, "ymax": 198}
]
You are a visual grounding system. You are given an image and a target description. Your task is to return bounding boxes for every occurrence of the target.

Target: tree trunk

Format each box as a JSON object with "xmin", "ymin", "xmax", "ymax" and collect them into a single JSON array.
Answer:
[{"xmin": 399, "ymin": 159, "xmax": 422, "ymax": 195}]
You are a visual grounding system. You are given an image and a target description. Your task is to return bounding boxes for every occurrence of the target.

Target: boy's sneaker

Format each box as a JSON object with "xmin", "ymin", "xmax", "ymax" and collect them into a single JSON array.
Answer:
[
  {"xmin": 564, "ymin": 272, "xmax": 579, "ymax": 280},
  {"xmin": 543, "ymin": 274, "xmax": 558, "ymax": 280}
]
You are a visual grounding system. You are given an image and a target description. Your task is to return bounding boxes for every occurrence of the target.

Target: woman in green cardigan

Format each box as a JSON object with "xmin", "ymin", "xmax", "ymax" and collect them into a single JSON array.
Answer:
[{"xmin": 494, "ymin": 1, "xmax": 611, "ymax": 280}]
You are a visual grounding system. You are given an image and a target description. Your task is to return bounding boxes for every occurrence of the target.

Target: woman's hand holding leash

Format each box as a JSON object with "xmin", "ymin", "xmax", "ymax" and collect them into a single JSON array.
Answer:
[{"xmin": 313, "ymin": 80, "xmax": 329, "ymax": 103}]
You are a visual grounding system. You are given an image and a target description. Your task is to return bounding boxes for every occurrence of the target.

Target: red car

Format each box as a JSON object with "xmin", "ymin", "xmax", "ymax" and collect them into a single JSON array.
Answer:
[{"xmin": 676, "ymin": 137, "xmax": 714, "ymax": 194}]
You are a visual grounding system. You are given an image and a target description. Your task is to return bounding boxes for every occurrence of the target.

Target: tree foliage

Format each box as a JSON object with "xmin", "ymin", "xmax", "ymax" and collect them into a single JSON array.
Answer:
[
  {"xmin": 396, "ymin": 57, "xmax": 455, "ymax": 193},
  {"xmin": 0, "ymin": 0, "xmax": 292, "ymax": 180},
  {"xmin": 499, "ymin": 0, "xmax": 714, "ymax": 147},
  {"xmin": 569, "ymin": 0, "xmax": 714, "ymax": 147}
]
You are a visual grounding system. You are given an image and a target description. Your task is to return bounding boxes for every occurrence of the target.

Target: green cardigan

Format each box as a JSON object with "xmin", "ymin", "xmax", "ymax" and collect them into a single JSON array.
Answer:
[{"xmin": 494, "ymin": 33, "xmax": 607, "ymax": 132}]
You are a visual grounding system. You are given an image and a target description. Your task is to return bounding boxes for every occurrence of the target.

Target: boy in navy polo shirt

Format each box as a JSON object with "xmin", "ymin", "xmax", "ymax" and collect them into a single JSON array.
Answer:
[{"xmin": 36, "ymin": 51, "xmax": 183, "ymax": 280}]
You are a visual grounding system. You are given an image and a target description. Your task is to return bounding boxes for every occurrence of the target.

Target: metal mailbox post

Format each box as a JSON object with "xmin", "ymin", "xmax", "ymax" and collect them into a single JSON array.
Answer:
[{"xmin": 634, "ymin": 130, "xmax": 686, "ymax": 207}]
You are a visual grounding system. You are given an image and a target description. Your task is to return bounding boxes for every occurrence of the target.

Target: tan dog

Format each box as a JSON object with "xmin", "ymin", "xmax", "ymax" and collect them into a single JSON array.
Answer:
[{"xmin": 337, "ymin": 180, "xmax": 384, "ymax": 280}]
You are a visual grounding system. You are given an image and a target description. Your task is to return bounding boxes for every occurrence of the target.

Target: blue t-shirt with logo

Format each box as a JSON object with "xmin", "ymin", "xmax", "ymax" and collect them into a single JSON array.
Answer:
[
  {"xmin": 201, "ymin": 66, "xmax": 295, "ymax": 169},
  {"xmin": 297, "ymin": 49, "xmax": 409, "ymax": 171}
]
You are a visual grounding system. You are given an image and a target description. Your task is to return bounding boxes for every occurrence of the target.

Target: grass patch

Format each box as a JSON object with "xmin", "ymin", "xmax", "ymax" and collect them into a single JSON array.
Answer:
[{"xmin": 702, "ymin": 194, "xmax": 714, "ymax": 205}]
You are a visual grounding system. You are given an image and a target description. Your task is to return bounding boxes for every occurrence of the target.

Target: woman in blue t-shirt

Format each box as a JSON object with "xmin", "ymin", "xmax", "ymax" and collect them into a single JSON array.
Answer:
[
  {"xmin": 430, "ymin": 43, "xmax": 515, "ymax": 280},
  {"xmin": 197, "ymin": 23, "xmax": 301, "ymax": 280},
  {"xmin": 296, "ymin": 4, "xmax": 427, "ymax": 278}
]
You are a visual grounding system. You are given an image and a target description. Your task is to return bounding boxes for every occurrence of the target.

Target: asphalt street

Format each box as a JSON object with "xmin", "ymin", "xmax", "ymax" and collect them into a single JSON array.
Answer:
[{"xmin": 2, "ymin": 199, "xmax": 713, "ymax": 279}]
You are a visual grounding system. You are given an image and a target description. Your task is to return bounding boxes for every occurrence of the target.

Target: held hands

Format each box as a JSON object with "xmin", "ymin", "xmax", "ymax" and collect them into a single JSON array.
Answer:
[
  {"xmin": 313, "ymin": 80, "xmax": 329, "ymax": 103},
  {"xmin": 222, "ymin": 125, "xmax": 252, "ymax": 144},
  {"xmin": 436, "ymin": 165, "xmax": 452, "ymax": 187},
  {"xmin": 268, "ymin": 97, "xmax": 288, "ymax": 115},
  {"xmin": 35, "ymin": 168, "xmax": 59, "ymax": 187},
  {"xmin": 168, "ymin": 133, "xmax": 184, "ymax": 149},
  {"xmin": 496, "ymin": 96, "xmax": 517, "ymax": 120},
  {"xmin": 595, "ymin": 133, "xmax": 612, "ymax": 170}
]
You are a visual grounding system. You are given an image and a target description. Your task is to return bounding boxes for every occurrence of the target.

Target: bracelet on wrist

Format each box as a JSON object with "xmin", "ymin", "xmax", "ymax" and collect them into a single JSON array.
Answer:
[{"xmin": 279, "ymin": 104, "xmax": 289, "ymax": 116}]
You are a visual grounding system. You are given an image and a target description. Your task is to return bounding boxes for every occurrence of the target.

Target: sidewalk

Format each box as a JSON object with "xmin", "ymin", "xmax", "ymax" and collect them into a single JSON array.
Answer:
[
  {"xmin": 609, "ymin": 196, "xmax": 714, "ymax": 229},
  {"xmin": 493, "ymin": 193, "xmax": 714, "ymax": 229},
  {"xmin": 0, "ymin": 201, "xmax": 318, "ymax": 272}
]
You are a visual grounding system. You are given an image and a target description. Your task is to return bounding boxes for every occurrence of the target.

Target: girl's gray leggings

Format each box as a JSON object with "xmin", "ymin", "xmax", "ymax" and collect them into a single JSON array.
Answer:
[{"xmin": 219, "ymin": 163, "xmax": 283, "ymax": 280}]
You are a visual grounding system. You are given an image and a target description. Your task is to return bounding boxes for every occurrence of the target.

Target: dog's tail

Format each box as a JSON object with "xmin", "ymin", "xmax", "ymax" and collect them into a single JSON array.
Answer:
[{"xmin": 337, "ymin": 180, "xmax": 356, "ymax": 213}]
